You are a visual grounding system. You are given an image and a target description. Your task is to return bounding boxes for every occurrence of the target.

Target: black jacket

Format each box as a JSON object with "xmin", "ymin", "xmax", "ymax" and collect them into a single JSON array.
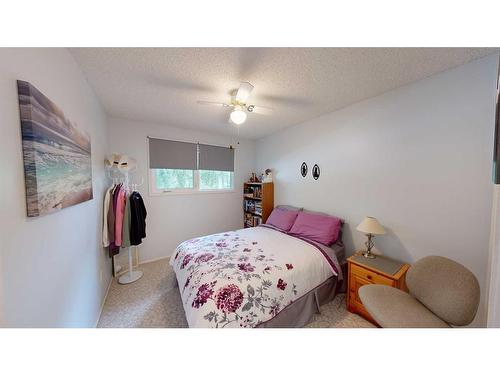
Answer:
[{"xmin": 129, "ymin": 191, "xmax": 147, "ymax": 246}]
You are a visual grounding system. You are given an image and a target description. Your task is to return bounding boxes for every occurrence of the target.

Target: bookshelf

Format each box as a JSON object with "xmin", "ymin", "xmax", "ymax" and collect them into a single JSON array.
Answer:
[{"xmin": 243, "ymin": 182, "xmax": 274, "ymax": 228}]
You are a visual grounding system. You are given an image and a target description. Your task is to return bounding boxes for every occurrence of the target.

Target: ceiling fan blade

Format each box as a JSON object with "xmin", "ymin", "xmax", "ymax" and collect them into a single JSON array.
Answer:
[
  {"xmin": 235, "ymin": 82, "xmax": 254, "ymax": 103},
  {"xmin": 246, "ymin": 105, "xmax": 274, "ymax": 115},
  {"xmin": 197, "ymin": 100, "xmax": 231, "ymax": 108}
]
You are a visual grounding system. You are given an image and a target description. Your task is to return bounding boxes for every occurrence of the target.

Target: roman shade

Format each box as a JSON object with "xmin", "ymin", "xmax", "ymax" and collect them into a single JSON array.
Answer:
[
  {"xmin": 148, "ymin": 137, "xmax": 197, "ymax": 170},
  {"xmin": 198, "ymin": 143, "xmax": 234, "ymax": 172}
]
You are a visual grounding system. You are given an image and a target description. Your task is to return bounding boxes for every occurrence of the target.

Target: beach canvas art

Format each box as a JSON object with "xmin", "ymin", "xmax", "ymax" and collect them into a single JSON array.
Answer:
[{"xmin": 17, "ymin": 80, "xmax": 93, "ymax": 217}]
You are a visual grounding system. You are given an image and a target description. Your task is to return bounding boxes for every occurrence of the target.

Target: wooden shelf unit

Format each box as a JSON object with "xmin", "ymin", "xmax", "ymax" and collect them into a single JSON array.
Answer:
[{"xmin": 243, "ymin": 182, "xmax": 274, "ymax": 228}]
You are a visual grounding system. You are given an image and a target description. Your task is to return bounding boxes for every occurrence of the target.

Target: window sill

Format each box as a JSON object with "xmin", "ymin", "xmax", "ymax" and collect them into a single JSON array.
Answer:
[{"xmin": 149, "ymin": 189, "xmax": 236, "ymax": 197}]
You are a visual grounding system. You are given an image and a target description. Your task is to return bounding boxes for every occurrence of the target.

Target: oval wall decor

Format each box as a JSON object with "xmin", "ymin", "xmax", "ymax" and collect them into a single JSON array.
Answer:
[
  {"xmin": 301, "ymin": 162, "xmax": 308, "ymax": 177},
  {"xmin": 312, "ymin": 164, "xmax": 320, "ymax": 180}
]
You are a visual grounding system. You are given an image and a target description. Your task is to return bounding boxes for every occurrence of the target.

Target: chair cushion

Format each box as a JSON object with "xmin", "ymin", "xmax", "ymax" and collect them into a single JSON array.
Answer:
[
  {"xmin": 358, "ymin": 284, "xmax": 449, "ymax": 328},
  {"xmin": 406, "ymin": 256, "xmax": 480, "ymax": 326}
]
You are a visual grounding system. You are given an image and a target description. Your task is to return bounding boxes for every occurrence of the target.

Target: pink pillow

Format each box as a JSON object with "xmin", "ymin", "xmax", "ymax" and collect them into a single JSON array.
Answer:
[
  {"xmin": 288, "ymin": 211, "xmax": 342, "ymax": 245},
  {"xmin": 266, "ymin": 207, "xmax": 299, "ymax": 232}
]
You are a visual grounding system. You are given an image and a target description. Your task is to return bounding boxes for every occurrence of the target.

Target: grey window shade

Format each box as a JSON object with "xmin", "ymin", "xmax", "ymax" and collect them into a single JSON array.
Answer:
[
  {"xmin": 198, "ymin": 143, "xmax": 234, "ymax": 172},
  {"xmin": 149, "ymin": 137, "xmax": 197, "ymax": 170}
]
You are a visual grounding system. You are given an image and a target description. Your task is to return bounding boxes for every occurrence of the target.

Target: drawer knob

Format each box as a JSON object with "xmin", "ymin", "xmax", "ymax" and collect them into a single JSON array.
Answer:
[{"xmin": 367, "ymin": 275, "xmax": 372, "ymax": 280}]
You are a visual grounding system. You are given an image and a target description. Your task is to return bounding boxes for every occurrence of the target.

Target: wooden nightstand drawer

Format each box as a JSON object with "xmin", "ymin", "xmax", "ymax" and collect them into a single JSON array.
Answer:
[
  {"xmin": 349, "ymin": 274, "xmax": 371, "ymax": 302},
  {"xmin": 350, "ymin": 263, "xmax": 394, "ymax": 286},
  {"xmin": 348, "ymin": 277, "xmax": 374, "ymax": 322}
]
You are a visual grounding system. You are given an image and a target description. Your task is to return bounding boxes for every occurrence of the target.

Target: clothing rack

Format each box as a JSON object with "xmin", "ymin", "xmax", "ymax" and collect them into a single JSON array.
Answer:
[{"xmin": 105, "ymin": 166, "xmax": 145, "ymax": 285}]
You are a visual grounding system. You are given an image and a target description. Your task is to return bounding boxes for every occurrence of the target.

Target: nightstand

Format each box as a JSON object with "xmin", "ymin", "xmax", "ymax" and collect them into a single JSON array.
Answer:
[{"xmin": 347, "ymin": 252, "xmax": 410, "ymax": 325}]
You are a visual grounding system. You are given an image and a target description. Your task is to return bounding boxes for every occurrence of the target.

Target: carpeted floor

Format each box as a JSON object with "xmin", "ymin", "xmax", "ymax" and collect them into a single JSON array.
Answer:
[{"xmin": 97, "ymin": 258, "xmax": 375, "ymax": 328}]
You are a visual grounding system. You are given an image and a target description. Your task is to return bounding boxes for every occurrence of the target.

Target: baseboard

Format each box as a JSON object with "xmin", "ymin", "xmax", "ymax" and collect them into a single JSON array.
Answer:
[
  {"xmin": 95, "ymin": 276, "xmax": 113, "ymax": 328},
  {"xmin": 139, "ymin": 255, "xmax": 171, "ymax": 265}
]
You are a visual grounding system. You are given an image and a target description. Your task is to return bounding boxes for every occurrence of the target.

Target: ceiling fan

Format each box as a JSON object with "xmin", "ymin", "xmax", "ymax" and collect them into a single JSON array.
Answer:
[{"xmin": 197, "ymin": 82, "xmax": 273, "ymax": 125}]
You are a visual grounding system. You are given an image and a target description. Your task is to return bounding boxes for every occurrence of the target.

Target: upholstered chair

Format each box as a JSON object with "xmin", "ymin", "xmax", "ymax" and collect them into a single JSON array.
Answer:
[{"xmin": 358, "ymin": 256, "xmax": 480, "ymax": 328}]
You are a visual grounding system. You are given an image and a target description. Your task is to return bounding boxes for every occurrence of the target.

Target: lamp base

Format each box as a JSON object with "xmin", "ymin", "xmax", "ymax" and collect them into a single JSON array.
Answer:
[
  {"xmin": 363, "ymin": 251, "xmax": 376, "ymax": 259},
  {"xmin": 363, "ymin": 233, "xmax": 376, "ymax": 258}
]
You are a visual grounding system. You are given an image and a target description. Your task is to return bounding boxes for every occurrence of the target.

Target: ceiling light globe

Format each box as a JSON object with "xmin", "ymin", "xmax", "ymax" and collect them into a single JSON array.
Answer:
[{"xmin": 230, "ymin": 108, "xmax": 247, "ymax": 125}]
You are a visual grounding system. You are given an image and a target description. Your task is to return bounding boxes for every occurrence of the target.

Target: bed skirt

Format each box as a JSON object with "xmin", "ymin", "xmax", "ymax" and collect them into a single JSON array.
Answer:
[{"xmin": 256, "ymin": 263, "xmax": 347, "ymax": 328}]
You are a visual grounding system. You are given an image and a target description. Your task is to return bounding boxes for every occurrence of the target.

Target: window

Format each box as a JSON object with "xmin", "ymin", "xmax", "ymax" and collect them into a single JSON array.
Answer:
[
  {"xmin": 148, "ymin": 137, "xmax": 235, "ymax": 195},
  {"xmin": 199, "ymin": 170, "xmax": 233, "ymax": 190},
  {"xmin": 154, "ymin": 169, "xmax": 194, "ymax": 190},
  {"xmin": 150, "ymin": 169, "xmax": 233, "ymax": 194}
]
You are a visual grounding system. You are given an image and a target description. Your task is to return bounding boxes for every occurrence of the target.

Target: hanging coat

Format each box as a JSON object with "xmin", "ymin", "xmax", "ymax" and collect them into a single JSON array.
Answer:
[
  {"xmin": 108, "ymin": 184, "xmax": 122, "ymax": 257},
  {"xmin": 129, "ymin": 191, "xmax": 147, "ymax": 246},
  {"xmin": 107, "ymin": 184, "xmax": 119, "ymax": 244},
  {"xmin": 102, "ymin": 186, "xmax": 114, "ymax": 248},
  {"xmin": 114, "ymin": 187, "xmax": 127, "ymax": 247},
  {"xmin": 121, "ymin": 192, "xmax": 131, "ymax": 248}
]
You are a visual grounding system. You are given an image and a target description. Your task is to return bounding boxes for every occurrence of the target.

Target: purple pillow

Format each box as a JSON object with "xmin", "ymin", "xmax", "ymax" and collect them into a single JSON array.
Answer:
[
  {"xmin": 276, "ymin": 205, "xmax": 302, "ymax": 212},
  {"xmin": 288, "ymin": 211, "xmax": 342, "ymax": 245},
  {"xmin": 266, "ymin": 207, "xmax": 299, "ymax": 232}
]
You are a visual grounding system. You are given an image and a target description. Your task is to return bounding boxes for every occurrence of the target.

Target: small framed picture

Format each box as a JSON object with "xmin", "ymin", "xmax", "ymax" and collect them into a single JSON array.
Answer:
[
  {"xmin": 312, "ymin": 164, "xmax": 320, "ymax": 180},
  {"xmin": 301, "ymin": 162, "xmax": 308, "ymax": 177}
]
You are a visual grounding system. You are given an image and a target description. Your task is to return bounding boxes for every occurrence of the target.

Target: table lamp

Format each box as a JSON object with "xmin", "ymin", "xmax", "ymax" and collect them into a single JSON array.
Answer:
[{"xmin": 356, "ymin": 216, "xmax": 386, "ymax": 259}]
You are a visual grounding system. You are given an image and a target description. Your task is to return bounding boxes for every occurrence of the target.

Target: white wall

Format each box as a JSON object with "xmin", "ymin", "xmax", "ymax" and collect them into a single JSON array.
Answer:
[
  {"xmin": 0, "ymin": 242, "xmax": 3, "ymax": 327},
  {"xmin": 0, "ymin": 48, "xmax": 111, "ymax": 327},
  {"xmin": 487, "ymin": 185, "xmax": 500, "ymax": 327},
  {"xmin": 107, "ymin": 118, "xmax": 256, "ymax": 262},
  {"xmin": 256, "ymin": 54, "xmax": 499, "ymax": 326}
]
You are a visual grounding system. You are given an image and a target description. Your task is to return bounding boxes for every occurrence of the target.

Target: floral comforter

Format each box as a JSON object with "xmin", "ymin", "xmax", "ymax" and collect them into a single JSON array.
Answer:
[{"xmin": 169, "ymin": 225, "xmax": 341, "ymax": 328}]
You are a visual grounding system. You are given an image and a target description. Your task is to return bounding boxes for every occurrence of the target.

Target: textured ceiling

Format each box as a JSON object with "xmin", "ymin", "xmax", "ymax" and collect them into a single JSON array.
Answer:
[{"xmin": 70, "ymin": 48, "xmax": 496, "ymax": 140}]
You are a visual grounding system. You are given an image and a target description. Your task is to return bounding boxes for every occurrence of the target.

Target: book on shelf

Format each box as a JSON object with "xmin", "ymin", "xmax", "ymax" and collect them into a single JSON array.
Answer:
[
  {"xmin": 244, "ymin": 200, "xmax": 254, "ymax": 212},
  {"xmin": 253, "ymin": 216, "xmax": 262, "ymax": 226},
  {"xmin": 244, "ymin": 199, "xmax": 262, "ymax": 216},
  {"xmin": 244, "ymin": 213, "xmax": 254, "ymax": 227},
  {"xmin": 243, "ymin": 185, "xmax": 262, "ymax": 198},
  {"xmin": 254, "ymin": 203, "xmax": 262, "ymax": 215}
]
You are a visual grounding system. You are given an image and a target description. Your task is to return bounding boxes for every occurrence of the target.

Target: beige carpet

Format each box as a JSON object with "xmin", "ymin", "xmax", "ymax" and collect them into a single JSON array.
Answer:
[{"xmin": 97, "ymin": 258, "xmax": 375, "ymax": 328}]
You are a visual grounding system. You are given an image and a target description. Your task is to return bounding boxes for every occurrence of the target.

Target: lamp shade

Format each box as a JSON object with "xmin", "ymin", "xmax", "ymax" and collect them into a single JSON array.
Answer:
[
  {"xmin": 230, "ymin": 106, "xmax": 247, "ymax": 125},
  {"xmin": 356, "ymin": 216, "xmax": 386, "ymax": 235}
]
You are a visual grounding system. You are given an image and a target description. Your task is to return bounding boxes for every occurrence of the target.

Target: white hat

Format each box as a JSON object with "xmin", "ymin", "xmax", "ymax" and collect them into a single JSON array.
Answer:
[{"xmin": 105, "ymin": 153, "xmax": 137, "ymax": 171}]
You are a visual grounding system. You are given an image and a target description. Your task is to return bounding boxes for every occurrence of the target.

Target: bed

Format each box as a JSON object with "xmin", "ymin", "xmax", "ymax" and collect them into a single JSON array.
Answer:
[{"xmin": 169, "ymin": 219, "xmax": 346, "ymax": 328}]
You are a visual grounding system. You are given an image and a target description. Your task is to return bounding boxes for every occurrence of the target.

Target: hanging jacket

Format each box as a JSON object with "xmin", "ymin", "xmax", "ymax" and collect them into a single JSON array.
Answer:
[
  {"xmin": 121, "ymin": 192, "xmax": 131, "ymax": 248},
  {"xmin": 107, "ymin": 184, "xmax": 119, "ymax": 243},
  {"xmin": 114, "ymin": 187, "xmax": 126, "ymax": 247},
  {"xmin": 102, "ymin": 186, "xmax": 113, "ymax": 248},
  {"xmin": 129, "ymin": 191, "xmax": 147, "ymax": 246},
  {"xmin": 108, "ymin": 184, "xmax": 122, "ymax": 257}
]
